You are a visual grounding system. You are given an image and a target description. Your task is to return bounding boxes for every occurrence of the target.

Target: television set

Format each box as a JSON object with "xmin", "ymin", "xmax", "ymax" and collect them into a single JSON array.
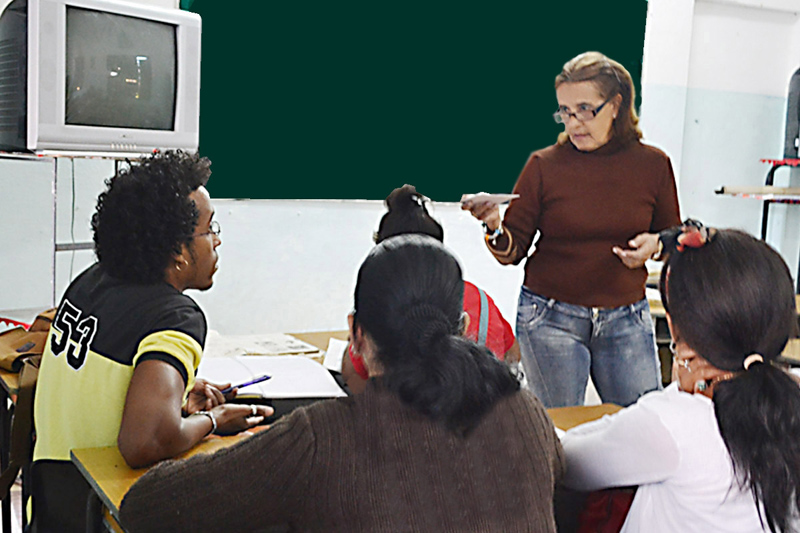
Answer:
[{"xmin": 0, "ymin": 0, "xmax": 201, "ymax": 154}]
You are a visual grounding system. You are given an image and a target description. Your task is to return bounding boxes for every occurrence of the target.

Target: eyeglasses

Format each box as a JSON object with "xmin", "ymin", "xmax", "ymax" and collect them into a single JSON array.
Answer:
[
  {"xmin": 193, "ymin": 220, "xmax": 221, "ymax": 238},
  {"xmin": 553, "ymin": 96, "xmax": 613, "ymax": 124}
]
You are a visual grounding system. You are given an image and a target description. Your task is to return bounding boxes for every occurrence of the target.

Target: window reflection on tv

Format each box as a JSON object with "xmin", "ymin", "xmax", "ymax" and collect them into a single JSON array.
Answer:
[{"xmin": 65, "ymin": 7, "xmax": 176, "ymax": 130}]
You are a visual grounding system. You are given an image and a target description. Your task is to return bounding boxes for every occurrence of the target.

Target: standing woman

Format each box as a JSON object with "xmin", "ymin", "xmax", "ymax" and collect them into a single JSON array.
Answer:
[{"xmin": 464, "ymin": 51, "xmax": 680, "ymax": 407}]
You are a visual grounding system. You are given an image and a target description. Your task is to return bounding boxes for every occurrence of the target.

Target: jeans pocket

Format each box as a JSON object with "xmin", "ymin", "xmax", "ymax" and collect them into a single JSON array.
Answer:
[
  {"xmin": 518, "ymin": 290, "xmax": 551, "ymax": 328},
  {"xmin": 631, "ymin": 303, "xmax": 654, "ymax": 332}
]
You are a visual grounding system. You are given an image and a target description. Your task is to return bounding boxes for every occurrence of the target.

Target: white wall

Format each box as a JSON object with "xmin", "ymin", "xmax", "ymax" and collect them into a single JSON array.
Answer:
[
  {"xmin": 188, "ymin": 199, "xmax": 524, "ymax": 335},
  {"xmin": 0, "ymin": 162, "xmax": 525, "ymax": 335},
  {"xmin": 0, "ymin": 156, "xmax": 56, "ymax": 319},
  {"xmin": 641, "ymin": 0, "xmax": 800, "ymax": 282}
]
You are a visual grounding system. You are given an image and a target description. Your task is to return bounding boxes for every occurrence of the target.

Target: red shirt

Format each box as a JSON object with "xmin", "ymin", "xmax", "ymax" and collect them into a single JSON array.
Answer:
[{"xmin": 462, "ymin": 281, "xmax": 515, "ymax": 360}]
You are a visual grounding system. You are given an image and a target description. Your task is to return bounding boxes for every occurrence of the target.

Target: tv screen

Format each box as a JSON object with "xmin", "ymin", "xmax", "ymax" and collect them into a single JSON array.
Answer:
[{"xmin": 65, "ymin": 7, "xmax": 176, "ymax": 130}]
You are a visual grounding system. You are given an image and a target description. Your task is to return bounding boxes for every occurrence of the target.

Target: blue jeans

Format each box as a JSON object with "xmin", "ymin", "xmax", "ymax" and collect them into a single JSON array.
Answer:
[{"xmin": 516, "ymin": 288, "xmax": 662, "ymax": 408}]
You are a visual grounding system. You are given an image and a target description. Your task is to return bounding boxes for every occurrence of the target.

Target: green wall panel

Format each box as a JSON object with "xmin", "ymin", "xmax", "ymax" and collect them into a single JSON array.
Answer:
[{"xmin": 188, "ymin": 1, "xmax": 647, "ymax": 201}]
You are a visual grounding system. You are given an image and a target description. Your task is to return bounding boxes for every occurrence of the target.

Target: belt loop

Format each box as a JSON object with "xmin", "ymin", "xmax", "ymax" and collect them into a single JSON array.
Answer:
[{"xmin": 547, "ymin": 298, "xmax": 557, "ymax": 309}]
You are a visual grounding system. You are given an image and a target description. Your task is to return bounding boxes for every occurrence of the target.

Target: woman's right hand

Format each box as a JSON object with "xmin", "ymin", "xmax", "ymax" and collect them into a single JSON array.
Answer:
[
  {"xmin": 461, "ymin": 200, "xmax": 501, "ymax": 231},
  {"xmin": 210, "ymin": 403, "xmax": 273, "ymax": 435}
]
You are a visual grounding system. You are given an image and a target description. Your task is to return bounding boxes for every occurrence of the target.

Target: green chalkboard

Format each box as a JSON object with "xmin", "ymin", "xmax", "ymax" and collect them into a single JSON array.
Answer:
[{"xmin": 188, "ymin": 1, "xmax": 647, "ymax": 201}]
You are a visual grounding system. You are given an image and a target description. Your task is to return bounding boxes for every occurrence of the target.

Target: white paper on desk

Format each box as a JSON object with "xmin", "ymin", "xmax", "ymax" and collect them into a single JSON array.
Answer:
[
  {"xmin": 204, "ymin": 331, "xmax": 319, "ymax": 359},
  {"xmin": 460, "ymin": 192, "xmax": 520, "ymax": 206},
  {"xmin": 323, "ymin": 338, "xmax": 348, "ymax": 372},
  {"xmin": 197, "ymin": 355, "xmax": 346, "ymax": 399}
]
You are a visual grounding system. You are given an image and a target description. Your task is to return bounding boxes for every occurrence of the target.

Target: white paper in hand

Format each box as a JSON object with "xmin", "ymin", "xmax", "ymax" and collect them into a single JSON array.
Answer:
[{"xmin": 460, "ymin": 192, "xmax": 520, "ymax": 207}]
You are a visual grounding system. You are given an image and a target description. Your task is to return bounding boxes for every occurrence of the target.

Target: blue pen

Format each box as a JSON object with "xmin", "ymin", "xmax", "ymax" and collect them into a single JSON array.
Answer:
[{"xmin": 220, "ymin": 374, "xmax": 271, "ymax": 394}]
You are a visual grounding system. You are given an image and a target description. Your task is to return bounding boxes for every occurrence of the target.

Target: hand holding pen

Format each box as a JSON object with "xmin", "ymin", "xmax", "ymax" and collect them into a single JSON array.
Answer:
[{"xmin": 220, "ymin": 374, "xmax": 272, "ymax": 395}]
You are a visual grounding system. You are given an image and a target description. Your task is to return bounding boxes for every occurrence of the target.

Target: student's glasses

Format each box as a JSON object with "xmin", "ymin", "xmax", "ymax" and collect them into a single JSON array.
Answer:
[{"xmin": 193, "ymin": 220, "xmax": 221, "ymax": 238}]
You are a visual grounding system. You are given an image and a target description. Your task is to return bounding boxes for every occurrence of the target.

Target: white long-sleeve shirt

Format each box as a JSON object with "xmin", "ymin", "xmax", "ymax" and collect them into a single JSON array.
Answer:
[{"xmin": 561, "ymin": 382, "xmax": 768, "ymax": 532}]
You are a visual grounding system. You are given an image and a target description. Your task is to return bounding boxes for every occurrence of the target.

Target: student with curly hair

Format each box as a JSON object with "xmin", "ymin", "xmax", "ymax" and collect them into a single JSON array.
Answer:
[
  {"xmin": 119, "ymin": 236, "xmax": 564, "ymax": 532},
  {"xmin": 562, "ymin": 224, "xmax": 800, "ymax": 532},
  {"xmin": 31, "ymin": 150, "xmax": 271, "ymax": 533}
]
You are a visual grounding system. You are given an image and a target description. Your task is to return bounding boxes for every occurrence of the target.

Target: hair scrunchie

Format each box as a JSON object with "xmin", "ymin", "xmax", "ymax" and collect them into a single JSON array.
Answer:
[
  {"xmin": 659, "ymin": 218, "xmax": 716, "ymax": 256},
  {"xmin": 743, "ymin": 353, "xmax": 764, "ymax": 370}
]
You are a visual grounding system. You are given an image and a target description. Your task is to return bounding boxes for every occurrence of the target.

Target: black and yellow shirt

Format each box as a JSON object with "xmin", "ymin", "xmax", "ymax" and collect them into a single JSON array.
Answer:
[{"xmin": 33, "ymin": 263, "xmax": 206, "ymax": 463}]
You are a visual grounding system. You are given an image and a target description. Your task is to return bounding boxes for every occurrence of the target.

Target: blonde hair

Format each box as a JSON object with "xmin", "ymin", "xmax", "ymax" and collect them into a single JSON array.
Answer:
[{"xmin": 554, "ymin": 51, "xmax": 642, "ymax": 145}]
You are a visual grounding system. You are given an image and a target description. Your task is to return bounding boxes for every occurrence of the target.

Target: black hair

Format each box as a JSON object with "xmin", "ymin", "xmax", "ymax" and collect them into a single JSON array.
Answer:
[
  {"xmin": 353, "ymin": 234, "xmax": 519, "ymax": 434},
  {"xmin": 375, "ymin": 184, "xmax": 443, "ymax": 244},
  {"xmin": 91, "ymin": 150, "xmax": 211, "ymax": 284},
  {"xmin": 660, "ymin": 229, "xmax": 800, "ymax": 532}
]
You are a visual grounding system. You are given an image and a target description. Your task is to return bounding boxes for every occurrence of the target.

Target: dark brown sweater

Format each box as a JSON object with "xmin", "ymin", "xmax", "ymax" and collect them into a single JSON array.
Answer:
[
  {"xmin": 120, "ymin": 382, "xmax": 564, "ymax": 532},
  {"xmin": 489, "ymin": 137, "xmax": 680, "ymax": 308}
]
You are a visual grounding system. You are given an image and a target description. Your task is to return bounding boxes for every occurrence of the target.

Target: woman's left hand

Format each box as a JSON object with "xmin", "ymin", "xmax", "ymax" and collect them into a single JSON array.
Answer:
[
  {"xmin": 612, "ymin": 233, "xmax": 659, "ymax": 269},
  {"xmin": 184, "ymin": 378, "xmax": 228, "ymax": 415}
]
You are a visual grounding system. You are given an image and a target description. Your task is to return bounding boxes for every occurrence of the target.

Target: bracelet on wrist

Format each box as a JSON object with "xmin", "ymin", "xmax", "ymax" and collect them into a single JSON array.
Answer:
[
  {"xmin": 193, "ymin": 410, "xmax": 217, "ymax": 436},
  {"xmin": 482, "ymin": 223, "xmax": 504, "ymax": 246}
]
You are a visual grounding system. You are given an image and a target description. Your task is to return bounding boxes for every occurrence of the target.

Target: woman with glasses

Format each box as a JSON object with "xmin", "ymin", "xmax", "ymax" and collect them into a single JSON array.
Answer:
[
  {"xmin": 463, "ymin": 51, "xmax": 680, "ymax": 408},
  {"xmin": 562, "ymin": 225, "xmax": 800, "ymax": 532}
]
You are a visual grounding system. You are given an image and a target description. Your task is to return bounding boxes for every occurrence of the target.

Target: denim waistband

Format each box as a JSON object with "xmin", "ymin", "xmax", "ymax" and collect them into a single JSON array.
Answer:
[{"xmin": 520, "ymin": 286, "xmax": 648, "ymax": 320}]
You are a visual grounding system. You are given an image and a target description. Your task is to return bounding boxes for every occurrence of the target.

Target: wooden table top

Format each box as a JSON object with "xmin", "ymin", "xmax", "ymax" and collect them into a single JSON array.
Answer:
[
  {"xmin": 548, "ymin": 403, "xmax": 622, "ymax": 430},
  {"xmin": 288, "ymin": 330, "xmax": 348, "ymax": 352},
  {"xmin": 71, "ymin": 398, "xmax": 618, "ymax": 524},
  {"xmin": 71, "ymin": 431, "xmax": 260, "ymax": 523}
]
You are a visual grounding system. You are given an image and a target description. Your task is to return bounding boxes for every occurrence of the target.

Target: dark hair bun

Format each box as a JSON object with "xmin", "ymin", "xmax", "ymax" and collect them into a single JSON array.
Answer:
[
  {"xmin": 385, "ymin": 184, "xmax": 423, "ymax": 213},
  {"xmin": 402, "ymin": 302, "xmax": 454, "ymax": 349}
]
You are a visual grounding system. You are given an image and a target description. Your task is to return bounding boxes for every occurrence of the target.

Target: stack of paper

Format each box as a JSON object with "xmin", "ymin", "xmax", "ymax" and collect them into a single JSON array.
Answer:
[
  {"xmin": 197, "ymin": 355, "xmax": 346, "ymax": 399},
  {"xmin": 204, "ymin": 331, "xmax": 320, "ymax": 359}
]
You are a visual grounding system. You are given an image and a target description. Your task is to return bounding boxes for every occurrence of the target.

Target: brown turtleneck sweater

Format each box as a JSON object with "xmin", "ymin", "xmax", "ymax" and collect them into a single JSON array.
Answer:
[
  {"xmin": 489, "ymin": 137, "xmax": 680, "ymax": 308},
  {"xmin": 119, "ymin": 382, "xmax": 564, "ymax": 532}
]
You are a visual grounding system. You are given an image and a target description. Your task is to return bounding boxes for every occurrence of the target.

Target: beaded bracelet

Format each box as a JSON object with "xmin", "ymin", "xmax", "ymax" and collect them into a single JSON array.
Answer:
[{"xmin": 482, "ymin": 223, "xmax": 504, "ymax": 246}]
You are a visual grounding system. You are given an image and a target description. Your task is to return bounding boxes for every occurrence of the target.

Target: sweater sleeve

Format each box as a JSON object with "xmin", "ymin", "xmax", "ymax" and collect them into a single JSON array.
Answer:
[
  {"xmin": 649, "ymin": 155, "xmax": 681, "ymax": 232},
  {"xmin": 486, "ymin": 153, "xmax": 542, "ymax": 265},
  {"xmin": 119, "ymin": 408, "xmax": 316, "ymax": 533},
  {"xmin": 560, "ymin": 402, "xmax": 679, "ymax": 491}
]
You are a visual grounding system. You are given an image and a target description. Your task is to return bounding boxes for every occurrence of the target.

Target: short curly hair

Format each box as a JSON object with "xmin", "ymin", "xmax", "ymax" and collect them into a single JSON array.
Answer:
[{"xmin": 91, "ymin": 150, "xmax": 212, "ymax": 284}]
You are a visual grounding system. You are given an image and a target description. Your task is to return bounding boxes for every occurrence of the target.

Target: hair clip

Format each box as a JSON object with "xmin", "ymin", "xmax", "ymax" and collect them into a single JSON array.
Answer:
[{"xmin": 659, "ymin": 219, "xmax": 716, "ymax": 256}]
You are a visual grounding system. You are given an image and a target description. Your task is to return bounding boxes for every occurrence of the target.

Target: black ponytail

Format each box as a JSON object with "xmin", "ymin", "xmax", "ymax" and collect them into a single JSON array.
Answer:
[
  {"xmin": 354, "ymin": 235, "xmax": 519, "ymax": 434},
  {"xmin": 661, "ymin": 229, "xmax": 800, "ymax": 532},
  {"xmin": 714, "ymin": 367, "xmax": 800, "ymax": 532}
]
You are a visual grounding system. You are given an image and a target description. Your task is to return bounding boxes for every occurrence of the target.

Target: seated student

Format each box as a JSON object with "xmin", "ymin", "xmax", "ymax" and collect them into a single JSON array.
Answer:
[
  {"xmin": 119, "ymin": 235, "xmax": 565, "ymax": 532},
  {"xmin": 31, "ymin": 150, "xmax": 272, "ymax": 533},
  {"xmin": 561, "ymin": 223, "xmax": 800, "ymax": 532},
  {"xmin": 343, "ymin": 185, "xmax": 521, "ymax": 393}
]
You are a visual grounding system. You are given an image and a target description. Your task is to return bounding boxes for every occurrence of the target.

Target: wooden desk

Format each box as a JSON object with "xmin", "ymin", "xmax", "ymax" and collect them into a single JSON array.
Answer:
[
  {"xmin": 71, "ymin": 432, "xmax": 256, "ymax": 530},
  {"xmin": 288, "ymin": 330, "xmax": 348, "ymax": 352},
  {"xmin": 71, "ymin": 395, "xmax": 618, "ymax": 531},
  {"xmin": 548, "ymin": 403, "xmax": 622, "ymax": 431}
]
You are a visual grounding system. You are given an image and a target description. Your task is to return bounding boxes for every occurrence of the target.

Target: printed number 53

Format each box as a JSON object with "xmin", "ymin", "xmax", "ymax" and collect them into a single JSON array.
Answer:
[{"xmin": 50, "ymin": 299, "xmax": 98, "ymax": 370}]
